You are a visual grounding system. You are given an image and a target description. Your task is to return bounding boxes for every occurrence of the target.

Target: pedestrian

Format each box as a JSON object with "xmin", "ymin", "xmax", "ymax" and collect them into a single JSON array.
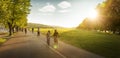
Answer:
[
  {"xmin": 21, "ymin": 28, "xmax": 24, "ymax": 32},
  {"xmin": 25, "ymin": 28, "xmax": 27, "ymax": 34},
  {"xmin": 53, "ymin": 29, "xmax": 59, "ymax": 48},
  {"xmin": 32, "ymin": 28, "xmax": 34, "ymax": 33},
  {"xmin": 46, "ymin": 30, "xmax": 51, "ymax": 46},
  {"xmin": 37, "ymin": 27, "xmax": 40, "ymax": 36}
]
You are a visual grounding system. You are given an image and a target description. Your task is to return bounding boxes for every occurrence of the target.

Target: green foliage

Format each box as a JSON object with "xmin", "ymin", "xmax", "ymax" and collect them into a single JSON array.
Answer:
[
  {"xmin": 78, "ymin": 0, "xmax": 120, "ymax": 34},
  {"xmin": 0, "ymin": 38, "xmax": 6, "ymax": 44},
  {"xmin": 77, "ymin": 18, "xmax": 98, "ymax": 30},
  {"xmin": 0, "ymin": 0, "xmax": 31, "ymax": 35},
  {"xmin": 97, "ymin": 0, "xmax": 120, "ymax": 33}
]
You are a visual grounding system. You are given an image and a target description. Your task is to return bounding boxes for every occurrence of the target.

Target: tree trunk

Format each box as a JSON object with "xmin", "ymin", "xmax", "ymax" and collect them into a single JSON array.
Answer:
[
  {"xmin": 16, "ymin": 27, "xmax": 19, "ymax": 32},
  {"xmin": 21, "ymin": 28, "xmax": 24, "ymax": 32},
  {"xmin": 105, "ymin": 30, "xmax": 107, "ymax": 33},
  {"xmin": 113, "ymin": 30, "xmax": 116, "ymax": 34},
  {"xmin": 118, "ymin": 29, "xmax": 120, "ymax": 35},
  {"xmin": 8, "ymin": 22, "xmax": 12, "ymax": 36},
  {"xmin": 12, "ymin": 27, "xmax": 15, "ymax": 33}
]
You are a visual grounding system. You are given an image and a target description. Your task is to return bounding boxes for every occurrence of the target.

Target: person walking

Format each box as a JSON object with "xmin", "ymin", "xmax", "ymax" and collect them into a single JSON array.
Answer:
[
  {"xmin": 32, "ymin": 28, "xmax": 34, "ymax": 33},
  {"xmin": 37, "ymin": 27, "xmax": 40, "ymax": 36},
  {"xmin": 25, "ymin": 28, "xmax": 27, "ymax": 34},
  {"xmin": 46, "ymin": 30, "xmax": 51, "ymax": 46},
  {"xmin": 53, "ymin": 29, "xmax": 59, "ymax": 48}
]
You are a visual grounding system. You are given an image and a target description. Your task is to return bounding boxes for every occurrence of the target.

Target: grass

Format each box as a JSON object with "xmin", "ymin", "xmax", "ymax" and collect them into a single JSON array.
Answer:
[
  {"xmin": 0, "ymin": 32, "xmax": 8, "ymax": 45},
  {"xmin": 0, "ymin": 38, "xmax": 6, "ymax": 44},
  {"xmin": 30, "ymin": 28, "xmax": 120, "ymax": 58},
  {"xmin": 30, "ymin": 28, "xmax": 73, "ymax": 35},
  {"xmin": 60, "ymin": 29, "xmax": 120, "ymax": 58}
]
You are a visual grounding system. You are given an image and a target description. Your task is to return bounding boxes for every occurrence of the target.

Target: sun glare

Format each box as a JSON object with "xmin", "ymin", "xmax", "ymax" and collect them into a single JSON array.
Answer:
[{"xmin": 88, "ymin": 9, "xmax": 98, "ymax": 20}]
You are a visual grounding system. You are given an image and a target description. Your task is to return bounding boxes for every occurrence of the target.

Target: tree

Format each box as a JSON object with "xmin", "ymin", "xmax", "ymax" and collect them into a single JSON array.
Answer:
[
  {"xmin": 77, "ymin": 18, "xmax": 97, "ymax": 30},
  {"xmin": 97, "ymin": 0, "xmax": 120, "ymax": 34},
  {"xmin": 78, "ymin": 0, "xmax": 120, "ymax": 34},
  {"xmin": 0, "ymin": 0, "xmax": 31, "ymax": 36}
]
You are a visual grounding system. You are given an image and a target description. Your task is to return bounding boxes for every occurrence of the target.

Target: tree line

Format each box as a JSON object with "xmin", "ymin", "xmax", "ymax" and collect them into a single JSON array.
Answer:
[
  {"xmin": 0, "ymin": 0, "xmax": 31, "ymax": 36},
  {"xmin": 28, "ymin": 23, "xmax": 53, "ymax": 28},
  {"xmin": 77, "ymin": 0, "xmax": 120, "ymax": 34}
]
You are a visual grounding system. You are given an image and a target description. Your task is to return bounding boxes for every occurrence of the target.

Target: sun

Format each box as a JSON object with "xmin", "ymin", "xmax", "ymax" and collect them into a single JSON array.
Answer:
[{"xmin": 88, "ymin": 9, "xmax": 98, "ymax": 20}]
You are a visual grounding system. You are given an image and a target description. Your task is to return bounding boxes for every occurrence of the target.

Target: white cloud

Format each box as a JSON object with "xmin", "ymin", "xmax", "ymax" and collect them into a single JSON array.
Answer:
[
  {"xmin": 39, "ymin": 13, "xmax": 53, "ymax": 16},
  {"xmin": 58, "ymin": 9, "xmax": 70, "ymax": 13},
  {"xmin": 39, "ymin": 3, "xmax": 56, "ymax": 12},
  {"xmin": 58, "ymin": 1, "xmax": 71, "ymax": 9}
]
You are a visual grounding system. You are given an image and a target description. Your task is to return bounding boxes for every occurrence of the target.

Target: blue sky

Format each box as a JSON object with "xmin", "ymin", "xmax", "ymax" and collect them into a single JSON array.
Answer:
[{"xmin": 28, "ymin": 0, "xmax": 104, "ymax": 27}]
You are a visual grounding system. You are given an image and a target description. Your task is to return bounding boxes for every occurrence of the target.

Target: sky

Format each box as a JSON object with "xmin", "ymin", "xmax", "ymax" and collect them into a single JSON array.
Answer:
[{"xmin": 28, "ymin": 0, "xmax": 104, "ymax": 28}]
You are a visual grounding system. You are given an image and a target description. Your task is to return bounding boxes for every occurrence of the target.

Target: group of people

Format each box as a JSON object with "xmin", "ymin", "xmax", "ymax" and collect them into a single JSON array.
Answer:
[
  {"xmin": 46, "ymin": 29, "xmax": 59, "ymax": 46},
  {"xmin": 31, "ymin": 27, "xmax": 40, "ymax": 36},
  {"xmin": 28, "ymin": 28, "xmax": 59, "ymax": 46}
]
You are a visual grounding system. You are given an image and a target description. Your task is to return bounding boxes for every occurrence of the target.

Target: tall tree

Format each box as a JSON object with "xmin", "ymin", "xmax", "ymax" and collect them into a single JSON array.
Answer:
[
  {"xmin": 77, "ymin": 18, "xmax": 97, "ymax": 30},
  {"xmin": 97, "ymin": 0, "xmax": 120, "ymax": 33},
  {"xmin": 77, "ymin": 0, "xmax": 120, "ymax": 34},
  {"xmin": 0, "ymin": 0, "xmax": 31, "ymax": 36}
]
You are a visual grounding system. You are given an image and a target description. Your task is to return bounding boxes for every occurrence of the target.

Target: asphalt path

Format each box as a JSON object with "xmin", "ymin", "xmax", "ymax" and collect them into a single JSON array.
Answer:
[{"xmin": 0, "ymin": 32, "xmax": 104, "ymax": 58}]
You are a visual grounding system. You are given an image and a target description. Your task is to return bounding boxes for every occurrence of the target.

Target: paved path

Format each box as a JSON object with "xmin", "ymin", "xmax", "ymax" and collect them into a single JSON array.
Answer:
[{"xmin": 0, "ymin": 32, "xmax": 104, "ymax": 58}]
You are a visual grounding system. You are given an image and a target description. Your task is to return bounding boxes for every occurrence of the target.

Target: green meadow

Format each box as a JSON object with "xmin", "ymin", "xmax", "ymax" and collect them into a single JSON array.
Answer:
[
  {"xmin": 31, "ymin": 28, "xmax": 120, "ymax": 58},
  {"xmin": 0, "ymin": 33, "xmax": 7, "ymax": 45},
  {"xmin": 0, "ymin": 38, "xmax": 6, "ymax": 45}
]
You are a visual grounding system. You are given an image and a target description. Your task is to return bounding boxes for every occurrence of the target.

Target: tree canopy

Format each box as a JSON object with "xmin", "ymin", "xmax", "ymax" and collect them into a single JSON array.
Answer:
[
  {"xmin": 0, "ymin": 0, "xmax": 31, "ymax": 35},
  {"xmin": 78, "ymin": 0, "xmax": 120, "ymax": 34}
]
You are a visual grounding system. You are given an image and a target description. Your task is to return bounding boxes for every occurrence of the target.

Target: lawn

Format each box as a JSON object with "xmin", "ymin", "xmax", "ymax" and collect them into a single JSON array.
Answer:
[
  {"xmin": 30, "ymin": 28, "xmax": 120, "ymax": 58},
  {"xmin": 0, "ymin": 38, "xmax": 6, "ymax": 43},
  {"xmin": 60, "ymin": 29, "xmax": 120, "ymax": 58},
  {"xmin": 0, "ymin": 32, "xmax": 7, "ymax": 45},
  {"xmin": 0, "ymin": 38, "xmax": 6, "ymax": 45},
  {"xmin": 30, "ymin": 28, "xmax": 73, "ymax": 35}
]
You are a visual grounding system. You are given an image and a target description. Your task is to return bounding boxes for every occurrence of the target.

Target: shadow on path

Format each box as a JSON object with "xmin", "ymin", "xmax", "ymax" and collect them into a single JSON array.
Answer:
[
  {"xmin": 0, "ymin": 32, "xmax": 64, "ymax": 58},
  {"xmin": 0, "ymin": 40, "xmax": 32, "ymax": 48}
]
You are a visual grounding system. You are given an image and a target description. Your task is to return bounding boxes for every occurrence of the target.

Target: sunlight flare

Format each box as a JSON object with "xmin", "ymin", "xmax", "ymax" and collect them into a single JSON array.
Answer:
[
  {"xmin": 88, "ymin": 9, "xmax": 98, "ymax": 20},
  {"xmin": 53, "ymin": 44, "xmax": 58, "ymax": 49}
]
